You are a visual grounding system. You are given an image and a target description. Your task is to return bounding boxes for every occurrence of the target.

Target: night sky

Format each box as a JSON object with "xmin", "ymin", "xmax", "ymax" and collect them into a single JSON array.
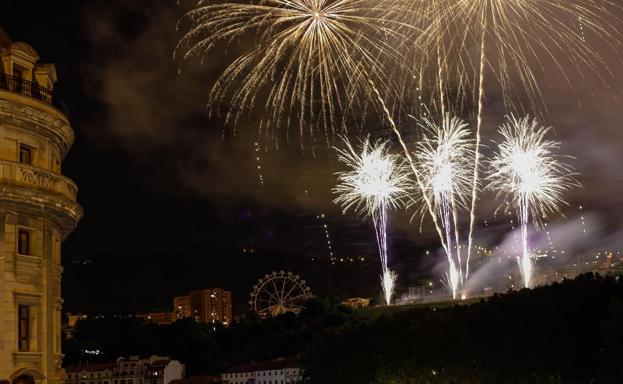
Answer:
[{"xmin": 2, "ymin": 1, "xmax": 623, "ymax": 316}]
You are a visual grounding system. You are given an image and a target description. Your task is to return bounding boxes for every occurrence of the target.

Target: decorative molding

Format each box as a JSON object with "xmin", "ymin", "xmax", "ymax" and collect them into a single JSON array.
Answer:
[
  {"xmin": 0, "ymin": 98, "xmax": 74, "ymax": 157},
  {"xmin": 10, "ymin": 42, "xmax": 40, "ymax": 61},
  {"xmin": 13, "ymin": 291, "xmax": 42, "ymax": 305},
  {"xmin": 18, "ymin": 167, "xmax": 56, "ymax": 190},
  {"xmin": 9, "ymin": 364, "xmax": 46, "ymax": 379},
  {"xmin": 15, "ymin": 254, "xmax": 42, "ymax": 284},
  {"xmin": 12, "ymin": 351, "xmax": 44, "ymax": 364},
  {"xmin": 0, "ymin": 151, "xmax": 80, "ymax": 237},
  {"xmin": 55, "ymin": 353, "xmax": 65, "ymax": 370}
]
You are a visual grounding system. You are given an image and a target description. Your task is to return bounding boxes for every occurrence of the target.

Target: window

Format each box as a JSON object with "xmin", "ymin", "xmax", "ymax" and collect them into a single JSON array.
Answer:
[
  {"xmin": 19, "ymin": 144, "xmax": 32, "ymax": 164},
  {"xmin": 17, "ymin": 229, "xmax": 30, "ymax": 255},
  {"xmin": 14, "ymin": 69, "xmax": 23, "ymax": 93},
  {"xmin": 18, "ymin": 304, "xmax": 30, "ymax": 351}
]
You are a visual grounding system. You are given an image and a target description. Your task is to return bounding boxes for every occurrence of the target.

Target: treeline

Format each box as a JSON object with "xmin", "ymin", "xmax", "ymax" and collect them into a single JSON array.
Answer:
[
  {"xmin": 64, "ymin": 274, "xmax": 623, "ymax": 383},
  {"xmin": 304, "ymin": 273, "xmax": 623, "ymax": 383},
  {"xmin": 62, "ymin": 298, "xmax": 356, "ymax": 375}
]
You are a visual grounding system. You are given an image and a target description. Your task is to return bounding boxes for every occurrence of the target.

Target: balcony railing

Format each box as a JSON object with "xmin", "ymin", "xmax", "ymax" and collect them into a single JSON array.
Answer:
[
  {"xmin": 0, "ymin": 160, "xmax": 78, "ymax": 201},
  {"xmin": 0, "ymin": 72, "xmax": 54, "ymax": 105}
]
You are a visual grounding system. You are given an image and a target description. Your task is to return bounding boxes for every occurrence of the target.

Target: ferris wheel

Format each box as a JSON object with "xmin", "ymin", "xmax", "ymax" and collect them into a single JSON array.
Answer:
[{"xmin": 249, "ymin": 271, "xmax": 312, "ymax": 317}]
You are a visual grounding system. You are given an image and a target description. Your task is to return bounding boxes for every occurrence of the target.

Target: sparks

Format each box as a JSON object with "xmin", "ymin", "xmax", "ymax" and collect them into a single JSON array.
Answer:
[
  {"xmin": 333, "ymin": 136, "xmax": 410, "ymax": 305},
  {"xmin": 175, "ymin": 0, "xmax": 413, "ymax": 144},
  {"xmin": 488, "ymin": 115, "xmax": 577, "ymax": 288},
  {"xmin": 412, "ymin": 114, "xmax": 474, "ymax": 298},
  {"xmin": 397, "ymin": 0, "xmax": 620, "ymax": 280}
]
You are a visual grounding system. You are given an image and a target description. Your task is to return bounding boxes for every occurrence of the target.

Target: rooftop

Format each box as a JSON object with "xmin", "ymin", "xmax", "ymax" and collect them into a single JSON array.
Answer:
[
  {"xmin": 224, "ymin": 357, "xmax": 300, "ymax": 374},
  {"xmin": 169, "ymin": 377, "xmax": 221, "ymax": 384},
  {"xmin": 65, "ymin": 363, "xmax": 115, "ymax": 373}
]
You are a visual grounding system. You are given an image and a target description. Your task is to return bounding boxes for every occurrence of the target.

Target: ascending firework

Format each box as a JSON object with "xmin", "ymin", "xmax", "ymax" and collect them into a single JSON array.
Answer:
[
  {"xmin": 175, "ymin": 0, "xmax": 413, "ymax": 144},
  {"xmin": 412, "ymin": 114, "xmax": 474, "ymax": 299},
  {"xmin": 333, "ymin": 137, "xmax": 409, "ymax": 305},
  {"xmin": 488, "ymin": 116, "xmax": 576, "ymax": 288},
  {"xmin": 399, "ymin": 1, "xmax": 619, "ymax": 279}
]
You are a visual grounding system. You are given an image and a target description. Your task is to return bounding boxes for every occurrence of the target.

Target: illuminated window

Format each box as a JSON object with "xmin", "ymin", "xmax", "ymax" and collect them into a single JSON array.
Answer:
[
  {"xmin": 18, "ymin": 229, "xmax": 30, "ymax": 255},
  {"xmin": 18, "ymin": 304, "xmax": 30, "ymax": 351}
]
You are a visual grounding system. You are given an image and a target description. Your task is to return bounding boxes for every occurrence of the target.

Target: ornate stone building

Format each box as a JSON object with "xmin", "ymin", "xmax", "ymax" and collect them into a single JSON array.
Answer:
[{"xmin": 0, "ymin": 28, "xmax": 82, "ymax": 384}]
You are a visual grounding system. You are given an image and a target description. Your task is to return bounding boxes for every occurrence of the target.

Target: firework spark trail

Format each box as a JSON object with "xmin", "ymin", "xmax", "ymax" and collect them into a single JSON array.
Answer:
[
  {"xmin": 488, "ymin": 116, "xmax": 576, "ymax": 288},
  {"xmin": 412, "ymin": 115, "xmax": 474, "ymax": 298},
  {"xmin": 368, "ymin": 82, "xmax": 451, "ymax": 258},
  {"xmin": 396, "ymin": 1, "xmax": 619, "ymax": 283},
  {"xmin": 175, "ymin": 0, "xmax": 415, "ymax": 145},
  {"xmin": 519, "ymin": 194, "xmax": 532, "ymax": 288},
  {"xmin": 333, "ymin": 136, "xmax": 409, "ymax": 305},
  {"xmin": 369, "ymin": 83, "xmax": 469, "ymax": 298},
  {"xmin": 374, "ymin": 203, "xmax": 397, "ymax": 305},
  {"xmin": 466, "ymin": 3, "xmax": 488, "ymax": 283},
  {"xmin": 405, "ymin": 0, "xmax": 620, "ymax": 112}
]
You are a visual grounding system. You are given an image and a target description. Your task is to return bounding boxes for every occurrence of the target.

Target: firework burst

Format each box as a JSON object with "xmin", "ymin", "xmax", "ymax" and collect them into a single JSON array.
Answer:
[
  {"xmin": 333, "ymin": 136, "xmax": 410, "ymax": 305},
  {"xmin": 401, "ymin": 0, "xmax": 620, "ymax": 113},
  {"xmin": 488, "ymin": 115, "xmax": 577, "ymax": 288},
  {"xmin": 175, "ymin": 0, "xmax": 414, "ymax": 145},
  {"xmin": 395, "ymin": 0, "xmax": 619, "ymax": 281},
  {"xmin": 412, "ymin": 114, "xmax": 474, "ymax": 298}
]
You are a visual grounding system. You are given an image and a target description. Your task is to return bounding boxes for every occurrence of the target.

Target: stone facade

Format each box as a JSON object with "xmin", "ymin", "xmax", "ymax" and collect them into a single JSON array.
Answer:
[
  {"xmin": 0, "ymin": 28, "xmax": 82, "ymax": 384},
  {"xmin": 221, "ymin": 357, "xmax": 303, "ymax": 384},
  {"xmin": 65, "ymin": 356, "xmax": 185, "ymax": 384}
]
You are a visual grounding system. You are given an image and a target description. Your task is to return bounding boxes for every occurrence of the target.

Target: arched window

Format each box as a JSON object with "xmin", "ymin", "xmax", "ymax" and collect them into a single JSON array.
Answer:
[{"xmin": 12, "ymin": 375, "xmax": 35, "ymax": 384}]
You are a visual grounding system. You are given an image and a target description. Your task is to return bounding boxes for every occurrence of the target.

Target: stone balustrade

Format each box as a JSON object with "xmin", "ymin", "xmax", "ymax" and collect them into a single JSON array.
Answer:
[{"xmin": 0, "ymin": 160, "xmax": 77, "ymax": 201}]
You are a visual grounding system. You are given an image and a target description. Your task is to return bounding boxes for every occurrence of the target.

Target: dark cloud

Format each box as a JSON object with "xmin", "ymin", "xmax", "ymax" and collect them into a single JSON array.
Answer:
[{"xmin": 79, "ymin": 0, "xmax": 623, "ymax": 259}]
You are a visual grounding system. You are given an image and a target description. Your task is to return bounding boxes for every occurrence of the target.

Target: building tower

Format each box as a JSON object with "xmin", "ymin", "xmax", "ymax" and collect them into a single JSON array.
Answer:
[
  {"xmin": 0, "ymin": 28, "xmax": 82, "ymax": 384},
  {"xmin": 174, "ymin": 288, "xmax": 232, "ymax": 327}
]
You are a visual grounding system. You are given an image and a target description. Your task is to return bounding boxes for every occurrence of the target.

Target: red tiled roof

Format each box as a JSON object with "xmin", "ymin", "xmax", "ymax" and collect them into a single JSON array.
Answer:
[{"xmin": 65, "ymin": 363, "xmax": 115, "ymax": 373}]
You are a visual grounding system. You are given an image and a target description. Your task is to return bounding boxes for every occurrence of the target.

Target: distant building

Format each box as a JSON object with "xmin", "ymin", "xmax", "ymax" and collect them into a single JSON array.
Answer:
[
  {"xmin": 144, "ymin": 357, "xmax": 184, "ymax": 384},
  {"xmin": 64, "ymin": 313, "xmax": 89, "ymax": 339},
  {"xmin": 173, "ymin": 296, "xmax": 191, "ymax": 319},
  {"xmin": 221, "ymin": 358, "xmax": 303, "ymax": 384},
  {"xmin": 0, "ymin": 26, "xmax": 82, "ymax": 384},
  {"xmin": 137, "ymin": 312, "xmax": 176, "ymax": 326},
  {"xmin": 66, "ymin": 356, "xmax": 184, "ymax": 384},
  {"xmin": 341, "ymin": 298, "xmax": 371, "ymax": 309},
  {"xmin": 174, "ymin": 289, "xmax": 232, "ymax": 327},
  {"xmin": 65, "ymin": 363, "xmax": 115, "ymax": 384},
  {"xmin": 169, "ymin": 376, "xmax": 221, "ymax": 384},
  {"xmin": 66, "ymin": 313, "xmax": 89, "ymax": 327}
]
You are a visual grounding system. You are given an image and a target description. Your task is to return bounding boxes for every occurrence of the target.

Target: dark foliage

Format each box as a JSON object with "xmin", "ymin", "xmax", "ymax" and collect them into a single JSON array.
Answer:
[
  {"xmin": 63, "ymin": 297, "xmax": 355, "ymax": 375},
  {"xmin": 303, "ymin": 274, "xmax": 623, "ymax": 384},
  {"xmin": 64, "ymin": 274, "xmax": 623, "ymax": 383}
]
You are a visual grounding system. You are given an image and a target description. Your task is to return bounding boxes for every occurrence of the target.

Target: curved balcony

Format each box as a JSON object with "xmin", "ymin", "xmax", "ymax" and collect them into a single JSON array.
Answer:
[
  {"xmin": 0, "ymin": 160, "xmax": 82, "ymax": 237},
  {"xmin": 0, "ymin": 74, "xmax": 74, "ymax": 158},
  {"xmin": 0, "ymin": 73, "xmax": 55, "ymax": 107},
  {"xmin": 0, "ymin": 160, "xmax": 77, "ymax": 201}
]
